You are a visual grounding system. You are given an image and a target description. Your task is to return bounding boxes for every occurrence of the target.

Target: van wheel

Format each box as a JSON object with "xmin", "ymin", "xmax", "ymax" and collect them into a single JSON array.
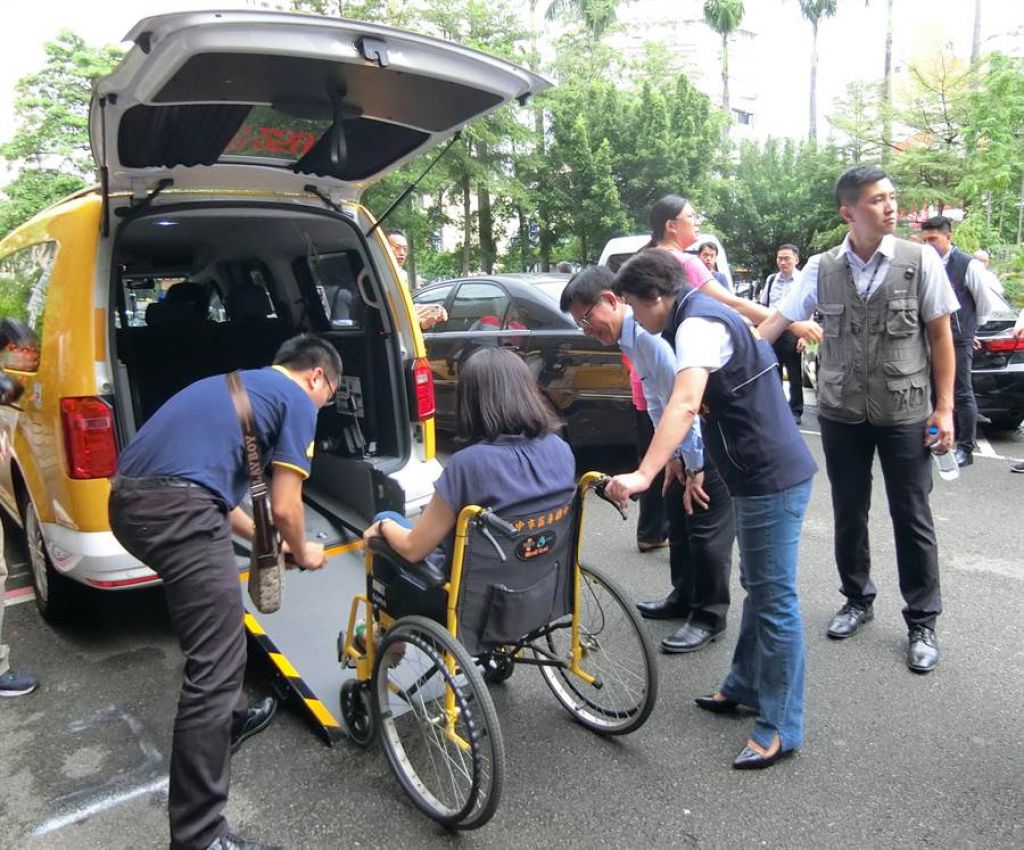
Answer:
[{"xmin": 23, "ymin": 501, "xmax": 81, "ymax": 622}]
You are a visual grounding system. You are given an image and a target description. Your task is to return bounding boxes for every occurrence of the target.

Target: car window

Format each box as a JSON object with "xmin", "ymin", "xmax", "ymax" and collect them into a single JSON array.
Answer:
[
  {"xmin": 446, "ymin": 282, "xmax": 509, "ymax": 333},
  {"xmin": 307, "ymin": 251, "xmax": 366, "ymax": 328},
  {"xmin": 506, "ymin": 297, "xmax": 558, "ymax": 331},
  {"xmin": 414, "ymin": 285, "xmax": 453, "ymax": 309},
  {"xmin": 0, "ymin": 241, "xmax": 57, "ymax": 371}
]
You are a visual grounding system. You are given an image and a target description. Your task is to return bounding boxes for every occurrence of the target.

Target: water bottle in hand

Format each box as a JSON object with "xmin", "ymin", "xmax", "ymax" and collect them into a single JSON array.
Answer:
[{"xmin": 927, "ymin": 425, "xmax": 959, "ymax": 481}]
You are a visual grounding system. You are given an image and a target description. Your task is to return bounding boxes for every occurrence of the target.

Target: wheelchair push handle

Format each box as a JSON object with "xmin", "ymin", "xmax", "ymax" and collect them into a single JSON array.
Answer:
[
  {"xmin": 592, "ymin": 476, "xmax": 629, "ymax": 521},
  {"xmin": 477, "ymin": 509, "xmax": 519, "ymax": 539}
]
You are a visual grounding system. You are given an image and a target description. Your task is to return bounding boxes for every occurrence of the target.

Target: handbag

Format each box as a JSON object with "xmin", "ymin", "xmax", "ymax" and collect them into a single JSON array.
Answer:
[{"xmin": 226, "ymin": 371, "xmax": 285, "ymax": 614}]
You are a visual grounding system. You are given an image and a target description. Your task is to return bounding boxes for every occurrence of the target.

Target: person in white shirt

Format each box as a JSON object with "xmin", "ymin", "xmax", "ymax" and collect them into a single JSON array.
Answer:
[
  {"xmin": 388, "ymin": 229, "xmax": 447, "ymax": 330},
  {"xmin": 758, "ymin": 244, "xmax": 805, "ymax": 423},
  {"xmin": 973, "ymin": 249, "xmax": 1006, "ymax": 297},
  {"xmin": 757, "ymin": 165, "xmax": 958, "ymax": 675}
]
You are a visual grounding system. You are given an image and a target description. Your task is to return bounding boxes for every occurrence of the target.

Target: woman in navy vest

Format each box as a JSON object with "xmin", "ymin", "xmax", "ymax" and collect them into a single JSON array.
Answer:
[{"xmin": 606, "ymin": 250, "xmax": 817, "ymax": 770}]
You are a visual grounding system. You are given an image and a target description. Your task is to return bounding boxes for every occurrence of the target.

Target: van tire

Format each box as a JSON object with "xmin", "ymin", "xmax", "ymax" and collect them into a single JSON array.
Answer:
[{"xmin": 22, "ymin": 500, "xmax": 82, "ymax": 622}]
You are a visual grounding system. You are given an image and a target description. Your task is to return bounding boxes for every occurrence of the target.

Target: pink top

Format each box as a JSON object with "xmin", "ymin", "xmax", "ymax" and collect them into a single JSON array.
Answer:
[
  {"xmin": 628, "ymin": 363, "xmax": 646, "ymax": 411},
  {"xmin": 663, "ymin": 247, "xmax": 714, "ymax": 290}
]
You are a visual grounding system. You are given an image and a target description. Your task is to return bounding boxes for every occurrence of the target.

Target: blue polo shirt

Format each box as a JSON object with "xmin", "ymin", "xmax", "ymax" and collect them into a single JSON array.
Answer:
[{"xmin": 116, "ymin": 366, "xmax": 317, "ymax": 508}]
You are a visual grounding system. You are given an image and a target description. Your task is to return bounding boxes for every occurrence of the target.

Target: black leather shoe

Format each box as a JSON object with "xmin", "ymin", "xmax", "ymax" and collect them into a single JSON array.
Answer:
[
  {"xmin": 636, "ymin": 597, "xmax": 689, "ymax": 620},
  {"xmin": 732, "ymin": 744, "xmax": 793, "ymax": 770},
  {"xmin": 907, "ymin": 625, "xmax": 939, "ymax": 673},
  {"xmin": 230, "ymin": 696, "xmax": 277, "ymax": 754},
  {"xmin": 206, "ymin": 832, "xmax": 285, "ymax": 850},
  {"xmin": 954, "ymin": 449, "xmax": 973, "ymax": 467},
  {"xmin": 662, "ymin": 623, "xmax": 724, "ymax": 654},
  {"xmin": 694, "ymin": 693, "xmax": 739, "ymax": 714},
  {"xmin": 826, "ymin": 602, "xmax": 874, "ymax": 639}
]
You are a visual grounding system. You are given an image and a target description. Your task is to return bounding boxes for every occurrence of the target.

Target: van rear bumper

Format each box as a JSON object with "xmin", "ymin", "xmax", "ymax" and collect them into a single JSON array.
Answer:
[{"xmin": 42, "ymin": 523, "xmax": 161, "ymax": 590}]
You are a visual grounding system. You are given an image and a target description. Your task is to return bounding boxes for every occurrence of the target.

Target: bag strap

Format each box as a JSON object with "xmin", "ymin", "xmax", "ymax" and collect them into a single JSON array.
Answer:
[{"xmin": 226, "ymin": 372, "xmax": 277, "ymax": 555}]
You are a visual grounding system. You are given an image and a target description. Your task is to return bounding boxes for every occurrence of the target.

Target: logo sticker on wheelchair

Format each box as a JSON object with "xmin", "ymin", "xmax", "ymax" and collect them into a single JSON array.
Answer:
[{"xmin": 515, "ymin": 530, "xmax": 556, "ymax": 561}]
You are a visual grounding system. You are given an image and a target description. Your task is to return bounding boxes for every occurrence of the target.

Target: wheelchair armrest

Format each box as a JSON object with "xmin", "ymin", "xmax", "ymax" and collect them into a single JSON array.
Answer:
[{"xmin": 367, "ymin": 537, "xmax": 447, "ymax": 590}]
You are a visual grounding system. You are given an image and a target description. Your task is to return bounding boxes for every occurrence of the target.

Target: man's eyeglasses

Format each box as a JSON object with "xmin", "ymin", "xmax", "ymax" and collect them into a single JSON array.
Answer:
[
  {"xmin": 322, "ymin": 371, "xmax": 337, "ymax": 401},
  {"xmin": 576, "ymin": 302, "xmax": 598, "ymax": 330}
]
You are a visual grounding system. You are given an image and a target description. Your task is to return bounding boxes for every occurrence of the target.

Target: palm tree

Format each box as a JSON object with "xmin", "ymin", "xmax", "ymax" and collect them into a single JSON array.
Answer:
[
  {"xmin": 702, "ymin": 0, "xmax": 745, "ymax": 114},
  {"xmin": 544, "ymin": 0, "xmax": 626, "ymax": 42},
  {"xmin": 798, "ymin": 0, "xmax": 839, "ymax": 143}
]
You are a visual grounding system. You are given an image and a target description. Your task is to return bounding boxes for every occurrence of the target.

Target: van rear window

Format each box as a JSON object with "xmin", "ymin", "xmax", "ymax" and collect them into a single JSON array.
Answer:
[{"xmin": 0, "ymin": 241, "xmax": 57, "ymax": 372}]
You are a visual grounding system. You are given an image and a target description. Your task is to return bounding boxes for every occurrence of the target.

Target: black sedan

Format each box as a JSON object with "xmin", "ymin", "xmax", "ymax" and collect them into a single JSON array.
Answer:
[
  {"xmin": 973, "ymin": 302, "xmax": 1024, "ymax": 430},
  {"xmin": 412, "ymin": 274, "xmax": 634, "ymax": 448}
]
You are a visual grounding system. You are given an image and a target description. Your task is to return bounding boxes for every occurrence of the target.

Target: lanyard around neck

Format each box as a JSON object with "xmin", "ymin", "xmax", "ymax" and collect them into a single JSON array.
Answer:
[{"xmin": 844, "ymin": 252, "xmax": 884, "ymax": 297}]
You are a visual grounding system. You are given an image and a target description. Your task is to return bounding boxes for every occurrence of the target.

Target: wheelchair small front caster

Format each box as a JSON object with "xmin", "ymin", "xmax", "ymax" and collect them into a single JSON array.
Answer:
[
  {"xmin": 340, "ymin": 678, "xmax": 375, "ymax": 746},
  {"xmin": 481, "ymin": 652, "xmax": 515, "ymax": 684}
]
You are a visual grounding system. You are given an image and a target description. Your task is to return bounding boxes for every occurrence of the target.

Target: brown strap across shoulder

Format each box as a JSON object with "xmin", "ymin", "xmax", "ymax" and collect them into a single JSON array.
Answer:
[{"xmin": 225, "ymin": 371, "xmax": 276, "ymax": 554}]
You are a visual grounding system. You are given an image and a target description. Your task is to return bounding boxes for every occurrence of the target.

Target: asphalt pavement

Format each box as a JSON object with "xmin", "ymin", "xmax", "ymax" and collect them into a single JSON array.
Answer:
[{"xmin": 1, "ymin": 411, "xmax": 1022, "ymax": 850}]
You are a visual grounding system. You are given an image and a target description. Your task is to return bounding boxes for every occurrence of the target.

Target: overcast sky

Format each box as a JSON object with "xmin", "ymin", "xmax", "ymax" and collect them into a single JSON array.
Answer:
[{"xmin": 0, "ymin": 0, "xmax": 1022, "ymax": 149}]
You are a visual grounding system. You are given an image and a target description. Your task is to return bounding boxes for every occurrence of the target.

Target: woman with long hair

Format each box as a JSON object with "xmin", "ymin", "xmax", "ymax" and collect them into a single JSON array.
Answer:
[
  {"xmin": 646, "ymin": 194, "xmax": 820, "ymax": 341},
  {"xmin": 363, "ymin": 347, "xmax": 576, "ymax": 566},
  {"xmin": 607, "ymin": 249, "xmax": 817, "ymax": 771}
]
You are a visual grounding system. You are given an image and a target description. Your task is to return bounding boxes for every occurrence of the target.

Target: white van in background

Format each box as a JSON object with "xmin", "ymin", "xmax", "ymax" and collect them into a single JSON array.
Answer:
[{"xmin": 597, "ymin": 233, "xmax": 734, "ymax": 291}]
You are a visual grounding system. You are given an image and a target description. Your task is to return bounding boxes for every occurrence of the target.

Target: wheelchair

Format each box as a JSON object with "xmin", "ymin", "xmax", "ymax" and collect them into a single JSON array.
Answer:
[{"xmin": 337, "ymin": 472, "xmax": 659, "ymax": 829}]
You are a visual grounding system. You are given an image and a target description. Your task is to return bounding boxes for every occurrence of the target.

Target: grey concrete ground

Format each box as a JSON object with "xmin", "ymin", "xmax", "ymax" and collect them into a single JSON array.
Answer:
[{"xmin": 1, "ymin": 413, "xmax": 1022, "ymax": 850}]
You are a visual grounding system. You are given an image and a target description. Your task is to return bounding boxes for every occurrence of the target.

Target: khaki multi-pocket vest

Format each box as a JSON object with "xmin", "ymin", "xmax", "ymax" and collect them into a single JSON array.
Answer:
[{"xmin": 815, "ymin": 239, "xmax": 931, "ymax": 426}]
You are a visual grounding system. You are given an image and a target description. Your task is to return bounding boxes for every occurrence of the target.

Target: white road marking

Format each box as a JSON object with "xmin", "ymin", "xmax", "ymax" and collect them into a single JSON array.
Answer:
[
  {"xmin": 30, "ymin": 776, "xmax": 169, "ymax": 837},
  {"xmin": 799, "ymin": 425, "xmax": 1022, "ymax": 461},
  {"xmin": 975, "ymin": 434, "xmax": 998, "ymax": 458}
]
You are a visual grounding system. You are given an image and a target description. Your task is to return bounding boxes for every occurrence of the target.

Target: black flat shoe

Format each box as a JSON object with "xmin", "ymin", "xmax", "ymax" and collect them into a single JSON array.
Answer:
[
  {"xmin": 826, "ymin": 602, "xmax": 874, "ymax": 639},
  {"xmin": 636, "ymin": 597, "xmax": 689, "ymax": 620},
  {"xmin": 231, "ymin": 696, "xmax": 277, "ymax": 754},
  {"xmin": 732, "ymin": 744, "xmax": 793, "ymax": 770},
  {"xmin": 694, "ymin": 693, "xmax": 739, "ymax": 714},
  {"xmin": 907, "ymin": 625, "xmax": 939, "ymax": 673}
]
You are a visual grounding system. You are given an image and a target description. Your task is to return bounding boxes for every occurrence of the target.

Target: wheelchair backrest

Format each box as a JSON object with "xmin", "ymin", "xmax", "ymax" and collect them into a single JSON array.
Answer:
[{"xmin": 456, "ymin": 497, "xmax": 580, "ymax": 656}]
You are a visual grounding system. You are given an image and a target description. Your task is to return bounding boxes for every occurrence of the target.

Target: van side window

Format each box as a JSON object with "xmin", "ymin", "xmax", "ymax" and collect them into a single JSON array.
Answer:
[
  {"xmin": 0, "ymin": 241, "xmax": 57, "ymax": 371},
  {"xmin": 307, "ymin": 251, "xmax": 365, "ymax": 328}
]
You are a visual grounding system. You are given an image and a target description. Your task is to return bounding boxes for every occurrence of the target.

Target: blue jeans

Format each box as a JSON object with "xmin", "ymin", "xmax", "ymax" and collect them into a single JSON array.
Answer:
[{"xmin": 720, "ymin": 478, "xmax": 812, "ymax": 752}]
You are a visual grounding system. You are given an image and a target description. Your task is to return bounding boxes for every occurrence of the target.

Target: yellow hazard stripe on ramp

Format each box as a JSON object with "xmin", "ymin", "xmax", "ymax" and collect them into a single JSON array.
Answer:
[
  {"xmin": 305, "ymin": 697, "xmax": 342, "ymax": 728},
  {"xmin": 269, "ymin": 652, "xmax": 300, "ymax": 679},
  {"xmin": 244, "ymin": 613, "xmax": 265, "ymax": 635},
  {"xmin": 325, "ymin": 540, "xmax": 363, "ymax": 557}
]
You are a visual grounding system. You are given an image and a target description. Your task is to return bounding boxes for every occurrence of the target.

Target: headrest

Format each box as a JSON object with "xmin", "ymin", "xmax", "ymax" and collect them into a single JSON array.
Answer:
[
  {"xmin": 227, "ymin": 285, "xmax": 272, "ymax": 321},
  {"xmin": 164, "ymin": 282, "xmax": 207, "ymax": 309},
  {"xmin": 146, "ymin": 299, "xmax": 206, "ymax": 326}
]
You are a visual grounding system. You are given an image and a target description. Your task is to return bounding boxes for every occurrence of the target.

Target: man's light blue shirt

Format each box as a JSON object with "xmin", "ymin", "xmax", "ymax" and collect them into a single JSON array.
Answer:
[{"xmin": 618, "ymin": 308, "xmax": 704, "ymax": 471}]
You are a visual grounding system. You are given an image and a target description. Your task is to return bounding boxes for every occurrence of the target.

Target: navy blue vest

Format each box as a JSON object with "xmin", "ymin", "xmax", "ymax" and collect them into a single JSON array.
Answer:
[
  {"xmin": 662, "ymin": 289, "xmax": 817, "ymax": 497},
  {"xmin": 945, "ymin": 247, "xmax": 975, "ymax": 346}
]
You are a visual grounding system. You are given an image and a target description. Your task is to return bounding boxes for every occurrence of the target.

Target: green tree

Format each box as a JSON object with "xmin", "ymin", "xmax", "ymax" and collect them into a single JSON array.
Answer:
[
  {"xmin": 702, "ymin": 0, "xmax": 745, "ymax": 114},
  {"xmin": 797, "ymin": 0, "xmax": 839, "ymax": 143},
  {"xmin": 544, "ymin": 0, "xmax": 630, "ymax": 41},
  {"xmin": 0, "ymin": 30, "xmax": 122, "ymax": 236}
]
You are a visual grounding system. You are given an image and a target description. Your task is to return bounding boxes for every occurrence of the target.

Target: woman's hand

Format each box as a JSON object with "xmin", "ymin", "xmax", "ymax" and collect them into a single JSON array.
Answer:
[
  {"xmin": 362, "ymin": 520, "xmax": 385, "ymax": 544},
  {"xmin": 606, "ymin": 471, "xmax": 650, "ymax": 510},
  {"xmin": 791, "ymin": 320, "xmax": 823, "ymax": 343}
]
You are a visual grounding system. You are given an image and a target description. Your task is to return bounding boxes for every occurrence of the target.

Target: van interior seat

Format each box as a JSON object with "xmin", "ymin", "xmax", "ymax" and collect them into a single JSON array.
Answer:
[
  {"xmin": 145, "ymin": 281, "xmax": 209, "ymax": 326},
  {"xmin": 218, "ymin": 283, "xmax": 292, "ymax": 370}
]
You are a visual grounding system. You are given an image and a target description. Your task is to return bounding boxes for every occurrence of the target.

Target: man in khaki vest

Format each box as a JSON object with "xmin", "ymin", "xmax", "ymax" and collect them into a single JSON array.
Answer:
[{"xmin": 758, "ymin": 165, "xmax": 958, "ymax": 674}]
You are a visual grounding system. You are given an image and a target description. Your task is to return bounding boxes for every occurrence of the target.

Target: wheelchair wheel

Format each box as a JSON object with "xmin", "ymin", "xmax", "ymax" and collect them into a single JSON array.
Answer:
[
  {"xmin": 538, "ymin": 563, "xmax": 658, "ymax": 735},
  {"xmin": 340, "ymin": 678, "xmax": 375, "ymax": 747},
  {"xmin": 372, "ymin": 615, "xmax": 505, "ymax": 829}
]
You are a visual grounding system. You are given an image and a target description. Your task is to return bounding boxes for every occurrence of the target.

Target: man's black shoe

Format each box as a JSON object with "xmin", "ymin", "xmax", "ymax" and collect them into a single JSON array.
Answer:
[
  {"xmin": 230, "ymin": 696, "xmax": 277, "ymax": 755},
  {"xmin": 907, "ymin": 625, "xmax": 939, "ymax": 673},
  {"xmin": 826, "ymin": 602, "xmax": 874, "ymax": 639},
  {"xmin": 205, "ymin": 832, "xmax": 285, "ymax": 850},
  {"xmin": 635, "ymin": 597, "xmax": 689, "ymax": 620},
  {"xmin": 793, "ymin": 413, "xmax": 802, "ymax": 425},
  {"xmin": 662, "ymin": 623, "xmax": 724, "ymax": 654},
  {"xmin": 954, "ymin": 449, "xmax": 973, "ymax": 467}
]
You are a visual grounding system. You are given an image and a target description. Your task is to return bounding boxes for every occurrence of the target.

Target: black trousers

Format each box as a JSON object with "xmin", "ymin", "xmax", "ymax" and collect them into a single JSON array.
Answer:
[
  {"xmin": 819, "ymin": 417, "xmax": 942, "ymax": 629},
  {"xmin": 953, "ymin": 343, "xmax": 978, "ymax": 453},
  {"xmin": 635, "ymin": 409, "xmax": 668, "ymax": 544},
  {"xmin": 664, "ymin": 463, "xmax": 735, "ymax": 630},
  {"xmin": 110, "ymin": 484, "xmax": 246, "ymax": 850},
  {"xmin": 772, "ymin": 331, "xmax": 804, "ymax": 417}
]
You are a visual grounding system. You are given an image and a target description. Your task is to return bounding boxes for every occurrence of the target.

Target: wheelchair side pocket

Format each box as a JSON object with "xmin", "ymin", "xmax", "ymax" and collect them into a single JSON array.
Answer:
[{"xmin": 480, "ymin": 568, "xmax": 559, "ymax": 646}]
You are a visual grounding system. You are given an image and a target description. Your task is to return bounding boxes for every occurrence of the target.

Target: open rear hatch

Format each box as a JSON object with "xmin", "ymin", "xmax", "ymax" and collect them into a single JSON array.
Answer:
[{"xmin": 91, "ymin": 9, "xmax": 549, "ymax": 200}]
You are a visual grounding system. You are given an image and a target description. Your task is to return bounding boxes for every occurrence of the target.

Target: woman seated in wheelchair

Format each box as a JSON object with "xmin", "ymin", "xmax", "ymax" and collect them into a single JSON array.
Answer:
[{"xmin": 362, "ymin": 347, "xmax": 576, "ymax": 568}]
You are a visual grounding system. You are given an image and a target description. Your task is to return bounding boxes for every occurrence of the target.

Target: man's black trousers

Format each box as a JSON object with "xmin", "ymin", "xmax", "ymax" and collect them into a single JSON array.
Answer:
[
  {"xmin": 110, "ymin": 483, "xmax": 247, "ymax": 850},
  {"xmin": 635, "ymin": 409, "xmax": 668, "ymax": 544},
  {"xmin": 772, "ymin": 331, "xmax": 804, "ymax": 417},
  {"xmin": 664, "ymin": 463, "xmax": 735, "ymax": 631},
  {"xmin": 819, "ymin": 417, "xmax": 942, "ymax": 629},
  {"xmin": 953, "ymin": 343, "xmax": 978, "ymax": 453}
]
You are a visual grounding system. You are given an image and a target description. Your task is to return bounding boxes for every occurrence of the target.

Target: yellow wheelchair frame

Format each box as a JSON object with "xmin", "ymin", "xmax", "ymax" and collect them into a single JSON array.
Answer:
[{"xmin": 337, "ymin": 472, "xmax": 658, "ymax": 829}]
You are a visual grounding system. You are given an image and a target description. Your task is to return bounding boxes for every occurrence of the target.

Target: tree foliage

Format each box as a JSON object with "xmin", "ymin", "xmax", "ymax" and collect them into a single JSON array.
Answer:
[
  {"xmin": 702, "ymin": 0, "xmax": 745, "ymax": 112},
  {"xmin": 0, "ymin": 31, "xmax": 122, "ymax": 235}
]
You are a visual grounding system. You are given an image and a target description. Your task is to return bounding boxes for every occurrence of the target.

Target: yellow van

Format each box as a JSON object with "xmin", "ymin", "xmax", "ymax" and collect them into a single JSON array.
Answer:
[{"xmin": 0, "ymin": 10, "xmax": 547, "ymax": 621}]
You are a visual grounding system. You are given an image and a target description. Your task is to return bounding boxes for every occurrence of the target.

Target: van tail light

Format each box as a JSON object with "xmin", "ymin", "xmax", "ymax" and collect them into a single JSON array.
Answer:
[
  {"xmin": 60, "ymin": 397, "xmax": 118, "ymax": 480},
  {"xmin": 978, "ymin": 336, "xmax": 1024, "ymax": 354},
  {"xmin": 408, "ymin": 357, "xmax": 435, "ymax": 421}
]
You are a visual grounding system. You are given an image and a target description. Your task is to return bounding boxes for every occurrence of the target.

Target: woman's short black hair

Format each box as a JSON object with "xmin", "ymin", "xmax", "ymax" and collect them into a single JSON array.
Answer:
[
  {"xmin": 456, "ymin": 347, "xmax": 561, "ymax": 442},
  {"xmin": 647, "ymin": 194, "xmax": 690, "ymax": 247},
  {"xmin": 559, "ymin": 265, "xmax": 615, "ymax": 312},
  {"xmin": 274, "ymin": 334, "xmax": 343, "ymax": 385},
  {"xmin": 613, "ymin": 250, "xmax": 687, "ymax": 302}
]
